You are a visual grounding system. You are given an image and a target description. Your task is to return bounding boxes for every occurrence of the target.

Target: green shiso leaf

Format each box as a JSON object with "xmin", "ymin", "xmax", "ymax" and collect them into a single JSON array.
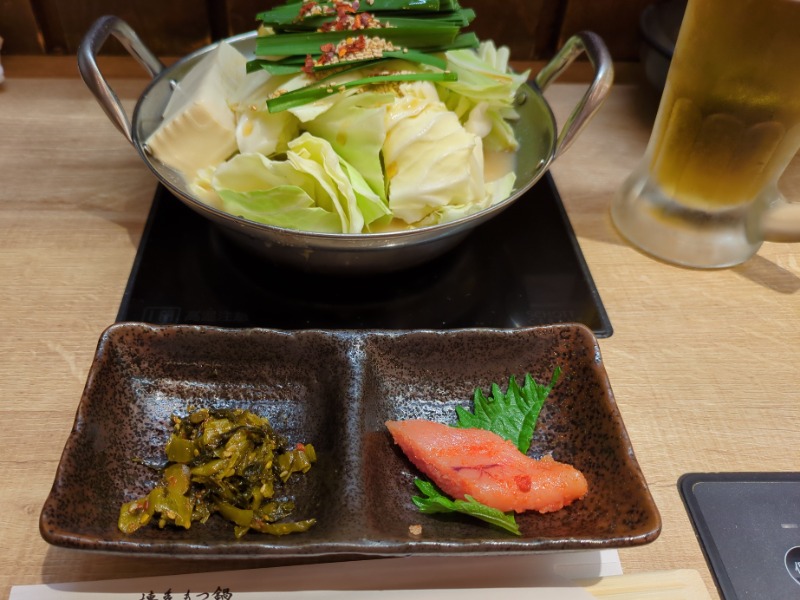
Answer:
[
  {"xmin": 455, "ymin": 369, "xmax": 563, "ymax": 454},
  {"xmin": 411, "ymin": 479, "xmax": 521, "ymax": 536}
]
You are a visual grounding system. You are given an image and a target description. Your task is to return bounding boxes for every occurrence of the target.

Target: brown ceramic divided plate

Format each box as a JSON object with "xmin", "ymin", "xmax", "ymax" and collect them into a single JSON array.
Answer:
[{"xmin": 40, "ymin": 323, "xmax": 661, "ymax": 558}]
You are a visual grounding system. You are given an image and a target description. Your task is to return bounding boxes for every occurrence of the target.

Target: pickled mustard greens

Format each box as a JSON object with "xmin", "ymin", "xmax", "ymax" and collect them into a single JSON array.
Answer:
[{"xmin": 118, "ymin": 408, "xmax": 317, "ymax": 538}]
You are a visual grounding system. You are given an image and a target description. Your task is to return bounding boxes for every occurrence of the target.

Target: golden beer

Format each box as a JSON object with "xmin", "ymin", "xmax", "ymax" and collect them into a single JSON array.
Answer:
[{"xmin": 649, "ymin": 0, "xmax": 800, "ymax": 210}]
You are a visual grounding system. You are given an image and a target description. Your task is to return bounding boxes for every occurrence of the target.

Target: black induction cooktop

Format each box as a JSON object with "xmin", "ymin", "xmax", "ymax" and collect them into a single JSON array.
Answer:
[{"xmin": 116, "ymin": 173, "xmax": 612, "ymax": 335}]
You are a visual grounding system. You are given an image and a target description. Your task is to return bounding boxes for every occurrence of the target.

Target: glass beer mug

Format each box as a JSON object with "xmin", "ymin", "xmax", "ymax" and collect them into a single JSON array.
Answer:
[{"xmin": 612, "ymin": 0, "xmax": 800, "ymax": 268}]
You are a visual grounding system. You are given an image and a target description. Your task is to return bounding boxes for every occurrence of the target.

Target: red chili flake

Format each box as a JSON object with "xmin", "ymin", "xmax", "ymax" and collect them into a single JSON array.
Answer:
[
  {"xmin": 352, "ymin": 35, "xmax": 366, "ymax": 51},
  {"xmin": 298, "ymin": 1, "xmax": 319, "ymax": 18},
  {"xmin": 335, "ymin": 35, "xmax": 365, "ymax": 58},
  {"xmin": 320, "ymin": 42, "xmax": 335, "ymax": 53},
  {"xmin": 316, "ymin": 0, "xmax": 381, "ymax": 33},
  {"xmin": 302, "ymin": 54, "xmax": 316, "ymax": 74},
  {"xmin": 335, "ymin": 0, "xmax": 357, "ymax": 15}
]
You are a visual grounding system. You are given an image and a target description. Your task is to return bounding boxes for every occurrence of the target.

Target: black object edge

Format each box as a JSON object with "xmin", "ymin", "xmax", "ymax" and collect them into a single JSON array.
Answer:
[
  {"xmin": 116, "ymin": 173, "xmax": 612, "ymax": 337},
  {"xmin": 678, "ymin": 471, "xmax": 800, "ymax": 600}
]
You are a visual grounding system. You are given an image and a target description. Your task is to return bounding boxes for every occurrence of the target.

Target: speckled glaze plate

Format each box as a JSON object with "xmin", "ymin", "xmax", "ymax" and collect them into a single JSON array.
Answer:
[{"xmin": 40, "ymin": 323, "xmax": 660, "ymax": 558}]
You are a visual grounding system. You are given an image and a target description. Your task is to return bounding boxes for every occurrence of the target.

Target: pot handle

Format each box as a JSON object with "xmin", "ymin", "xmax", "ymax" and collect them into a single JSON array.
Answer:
[
  {"xmin": 534, "ymin": 31, "xmax": 614, "ymax": 158},
  {"xmin": 78, "ymin": 15, "xmax": 165, "ymax": 145}
]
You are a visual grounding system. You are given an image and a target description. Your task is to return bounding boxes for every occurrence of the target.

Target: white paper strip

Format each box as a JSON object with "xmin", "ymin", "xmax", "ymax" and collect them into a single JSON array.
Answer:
[{"xmin": 11, "ymin": 550, "xmax": 621, "ymax": 600}]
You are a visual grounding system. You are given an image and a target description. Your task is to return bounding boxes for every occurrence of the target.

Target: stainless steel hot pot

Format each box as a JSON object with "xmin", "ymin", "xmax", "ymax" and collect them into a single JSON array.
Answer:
[{"xmin": 79, "ymin": 16, "xmax": 613, "ymax": 274}]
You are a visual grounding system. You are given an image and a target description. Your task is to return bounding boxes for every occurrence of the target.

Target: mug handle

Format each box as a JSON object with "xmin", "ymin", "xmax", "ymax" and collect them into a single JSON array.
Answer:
[
  {"xmin": 534, "ymin": 31, "xmax": 614, "ymax": 158},
  {"xmin": 77, "ymin": 15, "xmax": 165, "ymax": 145}
]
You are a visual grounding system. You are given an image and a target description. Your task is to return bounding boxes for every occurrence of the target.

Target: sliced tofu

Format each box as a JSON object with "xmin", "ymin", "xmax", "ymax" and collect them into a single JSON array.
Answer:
[{"xmin": 145, "ymin": 41, "xmax": 247, "ymax": 180}]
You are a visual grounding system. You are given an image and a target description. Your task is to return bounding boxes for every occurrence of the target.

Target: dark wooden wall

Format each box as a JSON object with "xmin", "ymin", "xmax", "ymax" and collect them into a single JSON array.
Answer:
[{"xmin": 0, "ymin": 0, "xmax": 652, "ymax": 61}]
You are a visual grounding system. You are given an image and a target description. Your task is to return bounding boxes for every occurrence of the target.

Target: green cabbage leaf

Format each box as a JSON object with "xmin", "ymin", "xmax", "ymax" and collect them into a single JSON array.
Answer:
[
  {"xmin": 287, "ymin": 132, "xmax": 389, "ymax": 232},
  {"xmin": 436, "ymin": 41, "xmax": 529, "ymax": 151},
  {"xmin": 230, "ymin": 70, "xmax": 301, "ymax": 157},
  {"xmin": 383, "ymin": 81, "xmax": 485, "ymax": 225},
  {"xmin": 211, "ymin": 153, "xmax": 343, "ymax": 233},
  {"xmin": 209, "ymin": 133, "xmax": 389, "ymax": 233},
  {"xmin": 304, "ymin": 91, "xmax": 396, "ymax": 202}
]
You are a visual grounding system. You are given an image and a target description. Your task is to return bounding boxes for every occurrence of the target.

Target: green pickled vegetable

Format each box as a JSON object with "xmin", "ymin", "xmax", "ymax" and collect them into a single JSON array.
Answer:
[
  {"xmin": 118, "ymin": 408, "xmax": 317, "ymax": 538},
  {"xmin": 165, "ymin": 434, "xmax": 195, "ymax": 463}
]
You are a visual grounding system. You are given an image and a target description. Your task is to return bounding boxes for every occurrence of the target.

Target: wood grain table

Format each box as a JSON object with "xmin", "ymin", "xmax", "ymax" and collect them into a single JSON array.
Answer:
[{"xmin": 1, "ymin": 56, "xmax": 799, "ymax": 600}]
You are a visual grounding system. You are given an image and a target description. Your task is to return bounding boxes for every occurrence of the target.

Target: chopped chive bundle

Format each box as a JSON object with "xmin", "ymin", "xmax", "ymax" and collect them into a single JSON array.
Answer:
[
  {"xmin": 254, "ymin": 25, "xmax": 464, "ymax": 57},
  {"xmin": 262, "ymin": 11, "xmax": 476, "ymax": 33},
  {"xmin": 257, "ymin": 0, "xmax": 467, "ymax": 27},
  {"xmin": 246, "ymin": 0, "xmax": 478, "ymax": 111},
  {"xmin": 247, "ymin": 47, "xmax": 448, "ymax": 75},
  {"xmin": 267, "ymin": 70, "xmax": 458, "ymax": 112}
]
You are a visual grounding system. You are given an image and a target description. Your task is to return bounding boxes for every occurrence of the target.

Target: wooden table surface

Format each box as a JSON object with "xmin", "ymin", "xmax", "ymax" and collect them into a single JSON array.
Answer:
[{"xmin": 1, "ymin": 56, "xmax": 799, "ymax": 600}]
